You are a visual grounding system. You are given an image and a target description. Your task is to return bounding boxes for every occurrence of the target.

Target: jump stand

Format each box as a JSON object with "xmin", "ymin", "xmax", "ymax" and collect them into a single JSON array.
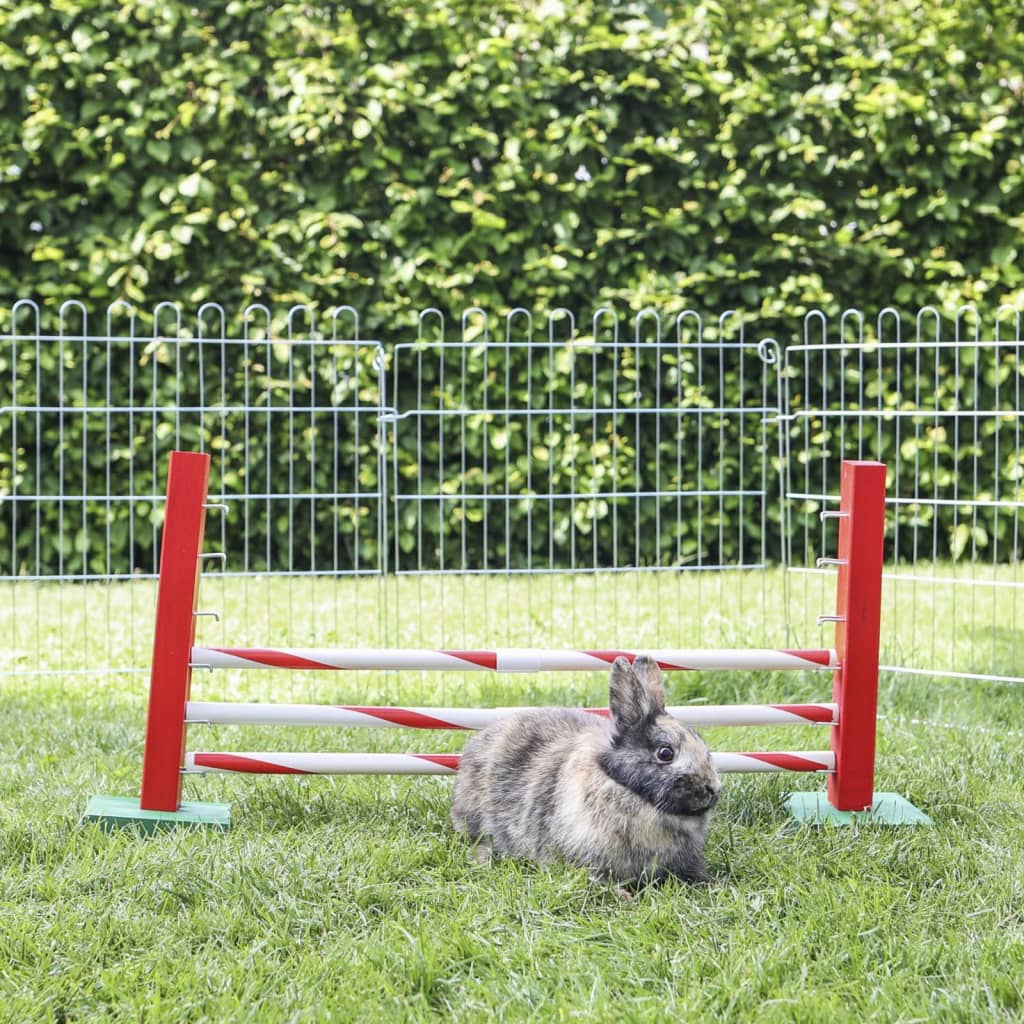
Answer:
[{"xmin": 85, "ymin": 452, "xmax": 930, "ymax": 831}]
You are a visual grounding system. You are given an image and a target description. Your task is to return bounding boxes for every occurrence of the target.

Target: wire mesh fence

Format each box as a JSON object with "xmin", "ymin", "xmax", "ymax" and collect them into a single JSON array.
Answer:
[
  {"xmin": 388, "ymin": 307, "xmax": 779, "ymax": 575},
  {"xmin": 1, "ymin": 299, "xmax": 1021, "ymax": 699},
  {"xmin": 780, "ymin": 305, "xmax": 1024, "ymax": 684},
  {"xmin": 381, "ymin": 308, "xmax": 783, "ymax": 688},
  {"xmin": 0, "ymin": 300, "xmax": 388, "ymax": 685}
]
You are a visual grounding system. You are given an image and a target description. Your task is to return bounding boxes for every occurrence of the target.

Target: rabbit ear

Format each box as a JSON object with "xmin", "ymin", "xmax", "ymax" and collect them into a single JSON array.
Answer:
[{"xmin": 609, "ymin": 655, "xmax": 666, "ymax": 731}]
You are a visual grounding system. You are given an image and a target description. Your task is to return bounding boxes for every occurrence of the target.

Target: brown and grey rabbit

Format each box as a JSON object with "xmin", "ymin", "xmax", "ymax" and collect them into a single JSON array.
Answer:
[{"xmin": 450, "ymin": 655, "xmax": 721, "ymax": 885}]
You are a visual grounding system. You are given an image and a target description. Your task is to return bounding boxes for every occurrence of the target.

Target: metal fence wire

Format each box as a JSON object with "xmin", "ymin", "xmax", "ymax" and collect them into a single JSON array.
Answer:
[
  {"xmin": 781, "ymin": 306, "xmax": 1024, "ymax": 684},
  {"xmin": 0, "ymin": 300, "xmax": 387, "ymax": 683},
  {"xmin": 1, "ymin": 300, "xmax": 1021, "ymax": 691},
  {"xmin": 387, "ymin": 307, "xmax": 779, "ymax": 575}
]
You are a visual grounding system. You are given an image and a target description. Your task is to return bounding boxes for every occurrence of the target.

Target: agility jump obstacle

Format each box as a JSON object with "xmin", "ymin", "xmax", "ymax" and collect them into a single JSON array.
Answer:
[{"xmin": 86, "ymin": 451, "xmax": 930, "ymax": 830}]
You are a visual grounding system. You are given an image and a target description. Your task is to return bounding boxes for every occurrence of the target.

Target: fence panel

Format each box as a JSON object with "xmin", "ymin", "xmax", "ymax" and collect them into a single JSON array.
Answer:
[
  {"xmin": 0, "ymin": 301, "xmax": 386, "ymax": 688},
  {"xmin": 384, "ymin": 307, "xmax": 784, "ymax": 666},
  {"xmin": 782, "ymin": 306, "xmax": 1024, "ymax": 684}
]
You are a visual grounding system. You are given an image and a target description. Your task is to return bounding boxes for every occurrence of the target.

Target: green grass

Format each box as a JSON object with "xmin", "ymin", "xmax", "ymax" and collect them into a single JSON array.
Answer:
[{"xmin": 2, "ymin": 571, "xmax": 1023, "ymax": 1022}]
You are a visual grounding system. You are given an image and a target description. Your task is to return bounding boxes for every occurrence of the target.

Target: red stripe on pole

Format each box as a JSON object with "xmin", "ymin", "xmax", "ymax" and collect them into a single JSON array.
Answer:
[
  {"xmin": 193, "ymin": 753, "xmax": 310, "ymax": 774},
  {"xmin": 771, "ymin": 703, "xmax": 837, "ymax": 723},
  {"xmin": 413, "ymin": 754, "xmax": 461, "ymax": 771},
  {"xmin": 828, "ymin": 461, "xmax": 886, "ymax": 811},
  {"xmin": 342, "ymin": 707, "xmax": 472, "ymax": 730},
  {"xmin": 584, "ymin": 650, "xmax": 637, "ymax": 664},
  {"xmin": 212, "ymin": 648, "xmax": 337, "ymax": 670},
  {"xmin": 780, "ymin": 649, "xmax": 834, "ymax": 667},
  {"xmin": 744, "ymin": 752, "xmax": 830, "ymax": 772},
  {"xmin": 443, "ymin": 650, "xmax": 499, "ymax": 670},
  {"xmin": 140, "ymin": 451, "xmax": 211, "ymax": 812}
]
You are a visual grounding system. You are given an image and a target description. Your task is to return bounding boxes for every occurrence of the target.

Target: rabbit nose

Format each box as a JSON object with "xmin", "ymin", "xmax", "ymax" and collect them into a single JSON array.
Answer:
[{"xmin": 695, "ymin": 779, "xmax": 720, "ymax": 810}]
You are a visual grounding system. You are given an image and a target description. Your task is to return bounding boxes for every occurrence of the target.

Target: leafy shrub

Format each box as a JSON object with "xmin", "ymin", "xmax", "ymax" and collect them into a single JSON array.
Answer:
[
  {"xmin": 0, "ymin": 0, "xmax": 1022, "ymax": 574},
  {"xmin": 2, "ymin": 0, "xmax": 1021, "ymax": 322}
]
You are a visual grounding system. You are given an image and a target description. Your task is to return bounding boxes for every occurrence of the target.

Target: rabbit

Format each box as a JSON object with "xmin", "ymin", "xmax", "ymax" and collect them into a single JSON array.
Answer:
[{"xmin": 450, "ymin": 655, "xmax": 721, "ymax": 885}]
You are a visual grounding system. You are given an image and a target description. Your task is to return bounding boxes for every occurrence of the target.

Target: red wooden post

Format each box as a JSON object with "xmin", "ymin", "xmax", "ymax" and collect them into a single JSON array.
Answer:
[
  {"xmin": 828, "ymin": 460, "xmax": 886, "ymax": 811},
  {"xmin": 139, "ymin": 451, "xmax": 211, "ymax": 811}
]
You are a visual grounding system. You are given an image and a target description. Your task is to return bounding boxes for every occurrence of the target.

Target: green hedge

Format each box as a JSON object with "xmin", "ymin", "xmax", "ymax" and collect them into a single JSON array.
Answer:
[
  {"xmin": 2, "ymin": 0, "xmax": 1022, "ymax": 323},
  {"xmin": 1, "ymin": 0, "xmax": 1023, "ymax": 575}
]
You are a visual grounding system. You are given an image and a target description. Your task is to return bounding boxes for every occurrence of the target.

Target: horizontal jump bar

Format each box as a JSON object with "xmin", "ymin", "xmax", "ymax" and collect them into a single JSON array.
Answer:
[
  {"xmin": 185, "ymin": 750, "xmax": 836, "ymax": 775},
  {"xmin": 185, "ymin": 701, "xmax": 838, "ymax": 728},
  {"xmin": 190, "ymin": 647, "xmax": 839, "ymax": 673}
]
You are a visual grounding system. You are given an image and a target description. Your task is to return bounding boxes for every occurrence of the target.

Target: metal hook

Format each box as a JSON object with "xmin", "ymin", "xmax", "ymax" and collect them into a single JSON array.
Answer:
[
  {"xmin": 370, "ymin": 343, "xmax": 386, "ymax": 376},
  {"xmin": 675, "ymin": 310, "xmax": 703, "ymax": 346},
  {"xmin": 591, "ymin": 306, "xmax": 618, "ymax": 346},
  {"xmin": 994, "ymin": 304, "xmax": 1022, "ymax": 344},
  {"xmin": 634, "ymin": 307, "xmax": 661, "ymax": 345},
  {"xmin": 876, "ymin": 307, "xmax": 902, "ymax": 345},
  {"xmin": 58, "ymin": 300, "xmax": 88, "ymax": 339},
  {"xmin": 242, "ymin": 303, "xmax": 272, "ymax": 341},
  {"xmin": 954, "ymin": 304, "xmax": 981, "ymax": 344},
  {"xmin": 197, "ymin": 302, "xmax": 227, "ymax": 340},
  {"xmin": 287, "ymin": 304, "xmax": 316, "ymax": 340},
  {"xmin": 717, "ymin": 309, "xmax": 742, "ymax": 344},
  {"xmin": 548, "ymin": 307, "xmax": 576, "ymax": 345},
  {"xmin": 329, "ymin": 305, "xmax": 360, "ymax": 341},
  {"xmin": 105, "ymin": 299, "xmax": 137, "ymax": 340},
  {"xmin": 839, "ymin": 308, "xmax": 865, "ymax": 347},
  {"xmin": 417, "ymin": 307, "xmax": 445, "ymax": 344},
  {"xmin": 152, "ymin": 301, "xmax": 183, "ymax": 340},
  {"xmin": 11, "ymin": 298, "xmax": 41, "ymax": 337},
  {"xmin": 505, "ymin": 307, "xmax": 533, "ymax": 343},
  {"xmin": 804, "ymin": 309, "xmax": 828, "ymax": 348},
  {"xmin": 914, "ymin": 306, "xmax": 942, "ymax": 346},
  {"xmin": 461, "ymin": 306, "xmax": 489, "ymax": 343},
  {"xmin": 756, "ymin": 338, "xmax": 780, "ymax": 366}
]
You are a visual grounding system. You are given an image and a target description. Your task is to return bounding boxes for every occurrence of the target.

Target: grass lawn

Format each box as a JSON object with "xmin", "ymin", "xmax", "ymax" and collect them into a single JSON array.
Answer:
[{"xmin": 1, "ymin": 570, "xmax": 1023, "ymax": 1022}]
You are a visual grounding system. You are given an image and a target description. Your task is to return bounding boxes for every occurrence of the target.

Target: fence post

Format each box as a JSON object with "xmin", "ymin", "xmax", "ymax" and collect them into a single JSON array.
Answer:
[
  {"xmin": 139, "ymin": 450, "xmax": 211, "ymax": 810},
  {"xmin": 85, "ymin": 450, "xmax": 230, "ymax": 830},
  {"xmin": 828, "ymin": 460, "xmax": 886, "ymax": 811}
]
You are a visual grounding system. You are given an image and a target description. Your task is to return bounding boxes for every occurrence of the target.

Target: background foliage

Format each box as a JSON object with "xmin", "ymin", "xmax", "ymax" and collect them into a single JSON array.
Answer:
[
  {"xmin": 2, "ymin": 0, "xmax": 1022, "ymax": 322},
  {"xmin": 1, "ymin": 0, "xmax": 1023, "ymax": 574}
]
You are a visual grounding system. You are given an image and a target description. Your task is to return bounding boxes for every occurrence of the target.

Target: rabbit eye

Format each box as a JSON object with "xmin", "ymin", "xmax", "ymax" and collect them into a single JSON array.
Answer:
[{"xmin": 655, "ymin": 745, "xmax": 675, "ymax": 763}]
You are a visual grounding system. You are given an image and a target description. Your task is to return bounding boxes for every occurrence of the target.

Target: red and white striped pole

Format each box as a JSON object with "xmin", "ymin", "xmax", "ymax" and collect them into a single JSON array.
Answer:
[
  {"xmin": 189, "ymin": 647, "xmax": 838, "ymax": 673},
  {"xmin": 827, "ymin": 460, "xmax": 886, "ymax": 811},
  {"xmin": 139, "ymin": 450, "xmax": 211, "ymax": 812},
  {"xmin": 184, "ymin": 750, "xmax": 837, "ymax": 776},
  {"xmin": 184, "ymin": 700, "xmax": 839, "ymax": 729}
]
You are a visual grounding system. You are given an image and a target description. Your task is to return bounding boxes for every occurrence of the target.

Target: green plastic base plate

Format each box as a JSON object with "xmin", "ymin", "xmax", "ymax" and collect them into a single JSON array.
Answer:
[
  {"xmin": 84, "ymin": 795, "xmax": 232, "ymax": 833},
  {"xmin": 784, "ymin": 791, "xmax": 932, "ymax": 826}
]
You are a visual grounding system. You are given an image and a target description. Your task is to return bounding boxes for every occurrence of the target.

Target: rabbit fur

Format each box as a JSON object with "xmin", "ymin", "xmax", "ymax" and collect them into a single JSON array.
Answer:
[{"xmin": 450, "ymin": 655, "xmax": 721, "ymax": 885}]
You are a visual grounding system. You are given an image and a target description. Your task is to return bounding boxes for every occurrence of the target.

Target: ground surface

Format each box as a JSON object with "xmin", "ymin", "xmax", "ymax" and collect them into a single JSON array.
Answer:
[{"xmin": 1, "ymin": 572, "xmax": 1022, "ymax": 1022}]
